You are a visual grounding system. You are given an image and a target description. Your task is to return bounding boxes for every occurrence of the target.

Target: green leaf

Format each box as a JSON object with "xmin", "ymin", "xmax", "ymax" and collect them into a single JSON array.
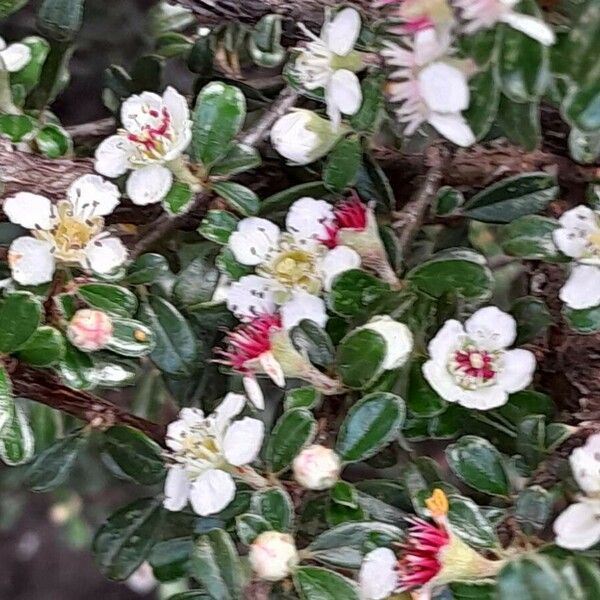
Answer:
[
  {"xmin": 11, "ymin": 36, "xmax": 50, "ymax": 92},
  {"xmin": 35, "ymin": 123, "xmax": 72, "ymax": 158},
  {"xmin": 563, "ymin": 80, "xmax": 600, "ymax": 133},
  {"xmin": 446, "ymin": 435, "xmax": 510, "ymax": 497},
  {"xmin": 173, "ymin": 249, "xmax": 219, "ymax": 307},
  {"xmin": 192, "ymin": 81, "xmax": 246, "ymax": 168},
  {"xmin": 497, "ymin": 555, "xmax": 569, "ymax": 599},
  {"xmin": 212, "ymin": 181, "xmax": 259, "ymax": 217},
  {"xmin": 125, "ymin": 253, "xmax": 170, "ymax": 285},
  {"xmin": 564, "ymin": 304, "xmax": 600, "ymax": 334},
  {"xmin": 260, "ymin": 182, "xmax": 329, "ymax": 216},
  {"xmin": 0, "ymin": 0, "xmax": 30, "ymax": 18},
  {"xmin": 103, "ymin": 426, "xmax": 164, "ymax": 485},
  {"xmin": 498, "ymin": 0, "xmax": 549, "ymax": 102},
  {"xmin": 210, "ymin": 143, "xmax": 261, "ymax": 176},
  {"xmin": 336, "ymin": 392, "xmax": 405, "ymax": 463},
  {"xmin": 138, "ymin": 297, "xmax": 198, "ymax": 376},
  {"xmin": 562, "ymin": 1, "xmax": 600, "ymax": 88},
  {"xmin": 0, "ymin": 113, "xmax": 35, "ymax": 142},
  {"xmin": 406, "ymin": 249, "xmax": 493, "ymax": 301},
  {"xmin": 465, "ymin": 67, "xmax": 499, "ymax": 140},
  {"xmin": 164, "ymin": 181, "xmax": 194, "ymax": 215},
  {"xmin": 284, "ymin": 386, "xmax": 321, "ymax": 411},
  {"xmin": 266, "ymin": 408, "xmax": 316, "ymax": 473},
  {"xmin": 0, "ymin": 366, "xmax": 14, "ymax": 431},
  {"xmin": 568, "ymin": 127, "xmax": 600, "ymax": 164},
  {"xmin": 26, "ymin": 431, "xmax": 83, "ymax": 492},
  {"xmin": 155, "ymin": 32, "xmax": 192, "ymax": 58},
  {"xmin": 355, "ymin": 152, "xmax": 395, "ymax": 210},
  {"xmin": 199, "ymin": 210, "xmax": 239, "ymax": 245},
  {"xmin": 336, "ymin": 329, "xmax": 386, "ymax": 389},
  {"xmin": 56, "ymin": 343, "xmax": 95, "ymax": 389},
  {"xmin": 463, "ymin": 172, "xmax": 558, "ymax": 223},
  {"xmin": 498, "ymin": 390, "xmax": 553, "ymax": 425},
  {"xmin": 290, "ymin": 319, "xmax": 335, "ymax": 368},
  {"xmin": 407, "ymin": 359, "xmax": 447, "ymax": 417},
  {"xmin": 149, "ymin": 537, "xmax": 193, "ymax": 582},
  {"xmin": 235, "ymin": 513, "xmax": 270, "ymax": 545},
  {"xmin": 450, "ymin": 582, "xmax": 496, "ymax": 600},
  {"xmin": 294, "ymin": 566, "xmax": 361, "ymax": 600},
  {"xmin": 560, "ymin": 557, "xmax": 600, "ymax": 598},
  {"xmin": 78, "ymin": 283, "xmax": 138, "ymax": 317},
  {"xmin": 0, "ymin": 401, "xmax": 34, "ymax": 466},
  {"xmin": 187, "ymin": 36, "xmax": 213, "ymax": 74},
  {"xmin": 331, "ymin": 481, "xmax": 359, "ymax": 509},
  {"xmin": 500, "ymin": 215, "xmax": 567, "ymax": 262},
  {"xmin": 106, "ymin": 318, "xmax": 155, "ymax": 357},
  {"xmin": 248, "ymin": 14, "xmax": 285, "ymax": 67},
  {"xmin": 435, "ymin": 186, "xmax": 465, "ymax": 216},
  {"xmin": 93, "ymin": 498, "xmax": 164, "ymax": 580},
  {"xmin": 329, "ymin": 269, "xmax": 389, "ymax": 319},
  {"xmin": 16, "ymin": 325, "xmax": 65, "ymax": 366},
  {"xmin": 324, "ymin": 135, "xmax": 362, "ymax": 193},
  {"xmin": 447, "ymin": 494, "xmax": 499, "ymax": 548},
  {"xmin": 190, "ymin": 529, "xmax": 245, "ymax": 600},
  {"xmin": 251, "ymin": 488, "xmax": 294, "ymax": 531},
  {"xmin": 351, "ymin": 74, "xmax": 384, "ymax": 133},
  {"xmin": 37, "ymin": 0, "xmax": 84, "ymax": 42},
  {"xmin": 0, "ymin": 291, "xmax": 41, "ymax": 353},
  {"xmin": 515, "ymin": 486, "xmax": 552, "ymax": 533},
  {"xmin": 215, "ymin": 247, "xmax": 253, "ymax": 281},
  {"xmin": 497, "ymin": 96, "xmax": 540, "ymax": 151},
  {"xmin": 511, "ymin": 296, "xmax": 551, "ymax": 344}
]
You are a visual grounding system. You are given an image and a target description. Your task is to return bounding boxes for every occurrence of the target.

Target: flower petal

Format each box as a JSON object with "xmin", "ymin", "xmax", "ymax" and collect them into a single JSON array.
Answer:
[
  {"xmin": 428, "ymin": 319, "xmax": 464, "ymax": 362},
  {"xmin": 259, "ymin": 351, "xmax": 285, "ymax": 387},
  {"xmin": 163, "ymin": 465, "xmax": 190, "ymax": 511},
  {"xmin": 189, "ymin": 469, "xmax": 236, "ymax": 516},
  {"xmin": 326, "ymin": 70, "xmax": 362, "ymax": 119},
  {"xmin": 465, "ymin": 306, "xmax": 517, "ymax": 351},
  {"xmin": 3, "ymin": 192, "xmax": 52, "ymax": 230},
  {"xmin": 84, "ymin": 235, "xmax": 128, "ymax": 274},
  {"xmin": 500, "ymin": 12, "xmax": 555, "ymax": 46},
  {"xmin": 286, "ymin": 197, "xmax": 335, "ymax": 246},
  {"xmin": 324, "ymin": 7, "xmax": 361, "ymax": 55},
  {"xmin": 8, "ymin": 237, "xmax": 55, "ymax": 285},
  {"xmin": 363, "ymin": 316, "xmax": 414, "ymax": 370},
  {"xmin": 569, "ymin": 433, "xmax": 600, "ymax": 495},
  {"xmin": 497, "ymin": 349, "xmax": 536, "ymax": 393},
  {"xmin": 121, "ymin": 91, "xmax": 163, "ymax": 134},
  {"xmin": 319, "ymin": 245, "xmax": 361, "ymax": 291},
  {"xmin": 162, "ymin": 86, "xmax": 190, "ymax": 131},
  {"xmin": 413, "ymin": 28, "xmax": 451, "ymax": 65},
  {"xmin": 0, "ymin": 42, "xmax": 31, "ymax": 72},
  {"xmin": 559, "ymin": 265, "xmax": 600, "ymax": 310},
  {"xmin": 554, "ymin": 500, "xmax": 600, "ymax": 550},
  {"xmin": 229, "ymin": 218, "xmax": 280, "ymax": 266},
  {"xmin": 420, "ymin": 62, "xmax": 470, "ymax": 113},
  {"xmin": 280, "ymin": 291, "xmax": 328, "ymax": 330},
  {"xmin": 94, "ymin": 135, "xmax": 133, "ymax": 178},
  {"xmin": 428, "ymin": 112, "xmax": 475, "ymax": 147},
  {"xmin": 243, "ymin": 376, "xmax": 265, "ymax": 410},
  {"xmin": 553, "ymin": 205, "xmax": 599, "ymax": 259},
  {"xmin": 359, "ymin": 548, "xmax": 398, "ymax": 600},
  {"xmin": 226, "ymin": 275, "xmax": 278, "ymax": 321},
  {"xmin": 213, "ymin": 392, "xmax": 246, "ymax": 433},
  {"xmin": 126, "ymin": 164, "xmax": 173, "ymax": 206},
  {"xmin": 67, "ymin": 174, "xmax": 120, "ymax": 217},
  {"xmin": 223, "ymin": 417, "xmax": 264, "ymax": 466}
]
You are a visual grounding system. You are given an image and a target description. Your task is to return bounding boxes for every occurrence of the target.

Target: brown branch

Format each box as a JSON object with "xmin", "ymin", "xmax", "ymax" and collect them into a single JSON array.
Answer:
[
  {"xmin": 65, "ymin": 117, "xmax": 115, "ymax": 143},
  {"xmin": 11, "ymin": 361, "xmax": 167, "ymax": 446}
]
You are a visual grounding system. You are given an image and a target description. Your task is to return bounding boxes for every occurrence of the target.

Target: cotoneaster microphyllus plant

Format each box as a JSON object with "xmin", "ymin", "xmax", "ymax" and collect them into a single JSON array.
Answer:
[{"xmin": 1, "ymin": 0, "xmax": 599, "ymax": 597}]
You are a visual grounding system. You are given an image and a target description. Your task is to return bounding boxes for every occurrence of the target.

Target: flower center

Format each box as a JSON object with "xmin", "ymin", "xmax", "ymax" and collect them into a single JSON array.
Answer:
[
  {"xmin": 179, "ymin": 428, "xmax": 222, "ymax": 465},
  {"xmin": 448, "ymin": 347, "xmax": 497, "ymax": 389},
  {"xmin": 587, "ymin": 231, "xmax": 600, "ymax": 255},
  {"xmin": 268, "ymin": 248, "xmax": 320, "ymax": 292},
  {"xmin": 126, "ymin": 107, "xmax": 173, "ymax": 161}
]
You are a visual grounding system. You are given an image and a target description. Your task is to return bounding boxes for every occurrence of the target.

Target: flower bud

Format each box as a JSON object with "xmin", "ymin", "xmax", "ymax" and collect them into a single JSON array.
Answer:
[
  {"xmin": 270, "ymin": 109, "xmax": 343, "ymax": 165},
  {"xmin": 248, "ymin": 531, "xmax": 299, "ymax": 581},
  {"xmin": 67, "ymin": 309, "xmax": 113, "ymax": 352},
  {"xmin": 359, "ymin": 316, "xmax": 414, "ymax": 370},
  {"xmin": 292, "ymin": 444, "xmax": 341, "ymax": 490}
]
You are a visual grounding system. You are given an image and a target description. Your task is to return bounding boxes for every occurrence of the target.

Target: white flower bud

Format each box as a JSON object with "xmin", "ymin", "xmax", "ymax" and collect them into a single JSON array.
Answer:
[
  {"xmin": 270, "ymin": 109, "xmax": 342, "ymax": 165},
  {"xmin": 67, "ymin": 309, "xmax": 113, "ymax": 352},
  {"xmin": 360, "ymin": 316, "xmax": 414, "ymax": 370},
  {"xmin": 248, "ymin": 531, "xmax": 299, "ymax": 581},
  {"xmin": 292, "ymin": 444, "xmax": 341, "ymax": 490}
]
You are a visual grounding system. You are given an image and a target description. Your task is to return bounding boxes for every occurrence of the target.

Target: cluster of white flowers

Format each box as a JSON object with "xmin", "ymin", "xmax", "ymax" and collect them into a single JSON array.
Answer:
[
  {"xmin": 552, "ymin": 205, "xmax": 600, "ymax": 310},
  {"xmin": 162, "ymin": 393, "xmax": 264, "ymax": 516}
]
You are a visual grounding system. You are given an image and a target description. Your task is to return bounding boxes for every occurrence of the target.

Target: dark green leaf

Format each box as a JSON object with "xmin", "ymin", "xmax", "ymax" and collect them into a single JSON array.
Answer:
[
  {"xmin": 210, "ymin": 143, "xmax": 261, "ymax": 176},
  {"xmin": 497, "ymin": 96, "xmax": 540, "ymax": 151},
  {"xmin": 465, "ymin": 68, "xmax": 499, "ymax": 140},
  {"xmin": 106, "ymin": 318, "xmax": 155, "ymax": 357},
  {"xmin": 16, "ymin": 325, "xmax": 65, "ymax": 366},
  {"xmin": 0, "ymin": 401, "xmax": 34, "ymax": 465},
  {"xmin": 173, "ymin": 249, "xmax": 219, "ymax": 307},
  {"xmin": 149, "ymin": 537, "xmax": 193, "ymax": 582},
  {"xmin": 284, "ymin": 387, "xmax": 321, "ymax": 411},
  {"xmin": 500, "ymin": 215, "xmax": 567, "ymax": 262},
  {"xmin": 329, "ymin": 269, "xmax": 389, "ymax": 318},
  {"xmin": 35, "ymin": 123, "xmax": 72, "ymax": 158},
  {"xmin": 290, "ymin": 319, "xmax": 335, "ymax": 368},
  {"xmin": 251, "ymin": 488, "xmax": 294, "ymax": 531},
  {"xmin": 435, "ymin": 186, "xmax": 465, "ymax": 216},
  {"xmin": 125, "ymin": 254, "xmax": 170, "ymax": 285},
  {"xmin": 351, "ymin": 74, "xmax": 384, "ymax": 133},
  {"xmin": 497, "ymin": 555, "xmax": 569, "ymax": 599},
  {"xmin": 564, "ymin": 304, "xmax": 600, "ymax": 334},
  {"xmin": 511, "ymin": 296, "xmax": 551, "ymax": 344},
  {"xmin": 235, "ymin": 513, "xmax": 270, "ymax": 545},
  {"xmin": 0, "ymin": 114, "xmax": 35, "ymax": 142},
  {"xmin": 260, "ymin": 182, "xmax": 329, "ymax": 216},
  {"xmin": 212, "ymin": 181, "xmax": 259, "ymax": 216},
  {"xmin": 563, "ymin": 80, "xmax": 600, "ymax": 133},
  {"xmin": 0, "ymin": 291, "xmax": 41, "ymax": 353},
  {"xmin": 78, "ymin": 283, "xmax": 138, "ymax": 317},
  {"xmin": 407, "ymin": 359, "xmax": 447, "ymax": 417},
  {"xmin": 515, "ymin": 486, "xmax": 552, "ymax": 533},
  {"xmin": 37, "ymin": 0, "xmax": 84, "ymax": 42},
  {"xmin": 336, "ymin": 329, "xmax": 386, "ymax": 389},
  {"xmin": 0, "ymin": 0, "xmax": 29, "ymax": 18},
  {"xmin": 266, "ymin": 408, "xmax": 316, "ymax": 473},
  {"xmin": 164, "ymin": 181, "xmax": 194, "ymax": 215},
  {"xmin": 294, "ymin": 566, "xmax": 361, "ymax": 600},
  {"xmin": 447, "ymin": 494, "xmax": 499, "ymax": 548},
  {"xmin": 324, "ymin": 135, "xmax": 362, "ymax": 193},
  {"xmin": 199, "ymin": 210, "xmax": 239, "ymax": 245}
]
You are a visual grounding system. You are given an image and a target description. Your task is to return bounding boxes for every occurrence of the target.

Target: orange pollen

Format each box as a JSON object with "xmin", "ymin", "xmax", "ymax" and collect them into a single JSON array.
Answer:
[{"xmin": 425, "ymin": 488, "xmax": 449, "ymax": 519}]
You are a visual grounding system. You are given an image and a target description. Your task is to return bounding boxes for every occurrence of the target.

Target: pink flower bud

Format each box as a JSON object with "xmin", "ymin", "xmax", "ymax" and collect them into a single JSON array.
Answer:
[
  {"xmin": 292, "ymin": 444, "xmax": 341, "ymax": 490},
  {"xmin": 67, "ymin": 309, "xmax": 113, "ymax": 352},
  {"xmin": 248, "ymin": 531, "xmax": 299, "ymax": 581}
]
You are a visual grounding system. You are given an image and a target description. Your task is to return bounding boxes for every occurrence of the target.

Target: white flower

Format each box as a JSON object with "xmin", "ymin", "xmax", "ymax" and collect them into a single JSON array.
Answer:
[
  {"xmin": 554, "ymin": 433, "xmax": 600, "ymax": 550},
  {"xmin": 163, "ymin": 393, "xmax": 264, "ymax": 516},
  {"xmin": 381, "ymin": 29, "xmax": 475, "ymax": 147},
  {"xmin": 453, "ymin": 0, "xmax": 555, "ymax": 46},
  {"xmin": 5, "ymin": 174, "xmax": 126, "ymax": 285},
  {"xmin": 67, "ymin": 309, "xmax": 113, "ymax": 352},
  {"xmin": 248, "ymin": 531, "xmax": 299, "ymax": 581},
  {"xmin": 294, "ymin": 8, "xmax": 364, "ymax": 126},
  {"xmin": 552, "ymin": 206, "xmax": 600, "ymax": 310},
  {"xmin": 422, "ymin": 306, "xmax": 536, "ymax": 410},
  {"xmin": 359, "ymin": 547, "xmax": 398, "ymax": 600},
  {"xmin": 95, "ymin": 87, "xmax": 192, "ymax": 205},
  {"xmin": 292, "ymin": 444, "xmax": 341, "ymax": 490},
  {"xmin": 358, "ymin": 316, "xmax": 414, "ymax": 370},
  {"xmin": 0, "ymin": 36, "xmax": 31, "ymax": 72},
  {"xmin": 270, "ymin": 109, "xmax": 343, "ymax": 165}
]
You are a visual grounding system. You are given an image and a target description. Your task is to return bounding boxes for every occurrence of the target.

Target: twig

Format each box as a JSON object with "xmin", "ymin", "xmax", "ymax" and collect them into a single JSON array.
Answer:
[
  {"xmin": 11, "ymin": 361, "xmax": 167, "ymax": 446},
  {"xmin": 392, "ymin": 145, "xmax": 446, "ymax": 255},
  {"xmin": 131, "ymin": 86, "xmax": 299, "ymax": 258},
  {"xmin": 65, "ymin": 117, "xmax": 115, "ymax": 143}
]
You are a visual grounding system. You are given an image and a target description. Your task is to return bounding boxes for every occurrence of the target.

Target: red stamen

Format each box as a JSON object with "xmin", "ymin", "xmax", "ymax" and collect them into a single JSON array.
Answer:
[{"xmin": 454, "ymin": 350, "xmax": 496, "ymax": 381}]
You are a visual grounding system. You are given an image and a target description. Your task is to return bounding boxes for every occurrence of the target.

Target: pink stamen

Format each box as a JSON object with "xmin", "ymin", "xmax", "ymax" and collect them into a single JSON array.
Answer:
[
  {"xmin": 453, "ymin": 349, "xmax": 496, "ymax": 381},
  {"xmin": 319, "ymin": 192, "xmax": 368, "ymax": 248},
  {"xmin": 126, "ymin": 107, "xmax": 172, "ymax": 150}
]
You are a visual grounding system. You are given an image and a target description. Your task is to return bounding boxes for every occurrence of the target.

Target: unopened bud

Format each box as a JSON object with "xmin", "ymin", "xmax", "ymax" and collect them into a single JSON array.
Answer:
[
  {"xmin": 248, "ymin": 531, "xmax": 299, "ymax": 581},
  {"xmin": 292, "ymin": 444, "xmax": 341, "ymax": 490},
  {"xmin": 67, "ymin": 309, "xmax": 113, "ymax": 352}
]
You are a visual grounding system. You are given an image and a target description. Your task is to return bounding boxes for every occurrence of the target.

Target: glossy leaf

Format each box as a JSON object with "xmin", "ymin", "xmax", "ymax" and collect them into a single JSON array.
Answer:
[
  {"xmin": 447, "ymin": 494, "xmax": 499, "ymax": 548},
  {"xmin": 250, "ymin": 487, "xmax": 294, "ymax": 531},
  {"xmin": 336, "ymin": 329, "xmax": 386, "ymax": 389},
  {"xmin": 212, "ymin": 181, "xmax": 259, "ymax": 217},
  {"xmin": 210, "ymin": 143, "xmax": 261, "ymax": 176},
  {"xmin": 294, "ymin": 566, "xmax": 361, "ymax": 600},
  {"xmin": 324, "ymin": 135, "xmax": 362, "ymax": 193},
  {"xmin": 78, "ymin": 283, "xmax": 138, "ymax": 317},
  {"xmin": 497, "ymin": 96, "xmax": 540, "ymax": 151},
  {"xmin": 329, "ymin": 269, "xmax": 389, "ymax": 319},
  {"xmin": 500, "ymin": 215, "xmax": 567, "ymax": 262},
  {"xmin": 106, "ymin": 318, "xmax": 155, "ymax": 357},
  {"xmin": 497, "ymin": 555, "xmax": 569, "ymax": 598},
  {"xmin": 16, "ymin": 325, "xmax": 65, "ymax": 366},
  {"xmin": 266, "ymin": 408, "xmax": 316, "ymax": 473},
  {"xmin": 0, "ymin": 291, "xmax": 42, "ymax": 353},
  {"xmin": 199, "ymin": 210, "xmax": 239, "ymax": 245},
  {"xmin": 164, "ymin": 181, "xmax": 194, "ymax": 215}
]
